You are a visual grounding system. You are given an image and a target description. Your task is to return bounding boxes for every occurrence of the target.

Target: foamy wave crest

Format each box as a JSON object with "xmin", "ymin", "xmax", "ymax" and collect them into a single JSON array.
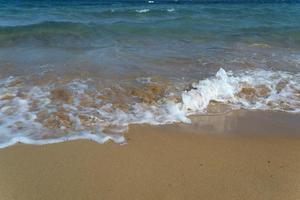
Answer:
[
  {"xmin": 180, "ymin": 68, "xmax": 300, "ymax": 113},
  {"xmin": 167, "ymin": 8, "xmax": 175, "ymax": 12},
  {"xmin": 136, "ymin": 9, "xmax": 150, "ymax": 13},
  {"xmin": 0, "ymin": 68, "xmax": 299, "ymax": 148}
]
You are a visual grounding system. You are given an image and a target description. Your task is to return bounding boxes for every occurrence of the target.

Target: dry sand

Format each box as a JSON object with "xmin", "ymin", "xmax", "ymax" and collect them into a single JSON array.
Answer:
[{"xmin": 0, "ymin": 111, "xmax": 300, "ymax": 200}]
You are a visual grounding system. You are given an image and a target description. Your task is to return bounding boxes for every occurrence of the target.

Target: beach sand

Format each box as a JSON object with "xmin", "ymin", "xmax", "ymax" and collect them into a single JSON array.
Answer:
[{"xmin": 0, "ymin": 111, "xmax": 299, "ymax": 200}]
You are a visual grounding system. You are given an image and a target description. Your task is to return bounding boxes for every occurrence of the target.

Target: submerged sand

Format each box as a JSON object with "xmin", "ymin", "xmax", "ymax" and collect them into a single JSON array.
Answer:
[{"xmin": 0, "ymin": 111, "xmax": 300, "ymax": 200}]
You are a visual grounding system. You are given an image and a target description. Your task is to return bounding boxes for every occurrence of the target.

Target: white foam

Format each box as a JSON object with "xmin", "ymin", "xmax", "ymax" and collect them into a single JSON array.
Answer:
[
  {"xmin": 0, "ymin": 132, "xmax": 125, "ymax": 149},
  {"xmin": 0, "ymin": 68, "xmax": 300, "ymax": 148},
  {"xmin": 167, "ymin": 8, "xmax": 175, "ymax": 12},
  {"xmin": 136, "ymin": 9, "xmax": 150, "ymax": 13},
  {"xmin": 181, "ymin": 68, "xmax": 236, "ymax": 112},
  {"xmin": 179, "ymin": 68, "xmax": 300, "ymax": 113}
]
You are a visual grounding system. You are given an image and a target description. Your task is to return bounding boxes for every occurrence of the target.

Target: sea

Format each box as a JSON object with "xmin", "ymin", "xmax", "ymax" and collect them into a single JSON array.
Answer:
[{"xmin": 1, "ymin": 0, "xmax": 300, "ymax": 147}]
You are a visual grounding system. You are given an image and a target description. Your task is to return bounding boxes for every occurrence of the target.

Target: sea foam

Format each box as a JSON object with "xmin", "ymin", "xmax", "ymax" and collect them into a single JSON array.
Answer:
[
  {"xmin": 0, "ymin": 68, "xmax": 299, "ymax": 148},
  {"xmin": 180, "ymin": 68, "xmax": 300, "ymax": 114},
  {"xmin": 136, "ymin": 9, "xmax": 150, "ymax": 13}
]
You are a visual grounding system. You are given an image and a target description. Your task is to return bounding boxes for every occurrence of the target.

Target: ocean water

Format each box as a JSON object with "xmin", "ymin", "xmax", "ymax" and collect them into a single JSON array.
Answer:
[{"xmin": 1, "ymin": 0, "xmax": 300, "ymax": 147}]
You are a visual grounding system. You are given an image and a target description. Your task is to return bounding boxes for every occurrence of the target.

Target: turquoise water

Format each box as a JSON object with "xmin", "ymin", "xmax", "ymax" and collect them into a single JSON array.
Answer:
[
  {"xmin": 0, "ymin": 1, "xmax": 300, "ymax": 147},
  {"xmin": 1, "ymin": 2, "xmax": 300, "ymax": 77}
]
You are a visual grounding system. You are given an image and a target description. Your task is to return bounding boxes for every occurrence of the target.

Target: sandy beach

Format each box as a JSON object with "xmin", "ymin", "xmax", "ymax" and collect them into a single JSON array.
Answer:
[
  {"xmin": 0, "ymin": 111, "xmax": 299, "ymax": 200},
  {"xmin": 1, "ymin": 2, "xmax": 300, "ymax": 200}
]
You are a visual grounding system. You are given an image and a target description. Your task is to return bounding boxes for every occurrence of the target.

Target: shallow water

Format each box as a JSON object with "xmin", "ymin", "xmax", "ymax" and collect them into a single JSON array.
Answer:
[{"xmin": 1, "ymin": 1, "xmax": 300, "ymax": 147}]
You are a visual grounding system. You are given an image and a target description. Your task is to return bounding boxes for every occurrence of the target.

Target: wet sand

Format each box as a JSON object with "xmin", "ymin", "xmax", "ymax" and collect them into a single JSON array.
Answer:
[{"xmin": 0, "ymin": 111, "xmax": 300, "ymax": 200}]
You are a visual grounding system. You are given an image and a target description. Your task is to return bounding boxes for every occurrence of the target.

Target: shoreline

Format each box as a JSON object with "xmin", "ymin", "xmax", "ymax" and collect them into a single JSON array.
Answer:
[
  {"xmin": 0, "ymin": 110, "xmax": 299, "ymax": 200},
  {"xmin": 1, "ymin": 2, "xmax": 300, "ymax": 200}
]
